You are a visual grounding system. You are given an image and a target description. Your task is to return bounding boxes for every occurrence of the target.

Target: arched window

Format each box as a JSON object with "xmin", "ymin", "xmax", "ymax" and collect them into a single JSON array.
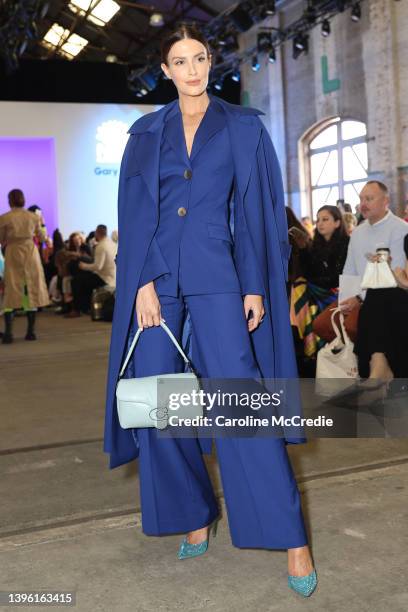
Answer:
[{"xmin": 301, "ymin": 117, "xmax": 368, "ymax": 219}]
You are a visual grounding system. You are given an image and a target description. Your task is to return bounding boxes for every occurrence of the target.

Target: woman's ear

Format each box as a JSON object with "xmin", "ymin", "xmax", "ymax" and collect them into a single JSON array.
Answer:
[{"xmin": 160, "ymin": 63, "xmax": 171, "ymax": 80}]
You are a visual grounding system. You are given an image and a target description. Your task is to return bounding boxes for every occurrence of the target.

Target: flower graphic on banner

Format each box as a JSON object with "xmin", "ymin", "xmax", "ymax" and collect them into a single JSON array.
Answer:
[{"xmin": 96, "ymin": 120, "xmax": 129, "ymax": 164}]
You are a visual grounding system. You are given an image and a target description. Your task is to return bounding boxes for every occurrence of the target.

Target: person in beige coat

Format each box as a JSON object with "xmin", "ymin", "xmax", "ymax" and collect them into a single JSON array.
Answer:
[{"xmin": 0, "ymin": 189, "xmax": 49, "ymax": 343}]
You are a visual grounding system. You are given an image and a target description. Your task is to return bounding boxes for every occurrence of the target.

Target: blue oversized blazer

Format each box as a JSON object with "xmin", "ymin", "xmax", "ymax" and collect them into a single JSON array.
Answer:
[{"xmin": 104, "ymin": 93, "xmax": 305, "ymax": 470}]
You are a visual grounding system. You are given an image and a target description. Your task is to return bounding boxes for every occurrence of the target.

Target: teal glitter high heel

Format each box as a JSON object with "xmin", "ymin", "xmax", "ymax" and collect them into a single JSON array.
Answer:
[
  {"xmin": 177, "ymin": 518, "xmax": 219, "ymax": 560},
  {"xmin": 288, "ymin": 568, "xmax": 318, "ymax": 597}
]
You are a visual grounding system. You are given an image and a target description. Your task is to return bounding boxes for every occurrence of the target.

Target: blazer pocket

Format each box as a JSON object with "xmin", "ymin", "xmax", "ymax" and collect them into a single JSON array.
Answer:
[{"xmin": 207, "ymin": 222, "xmax": 233, "ymax": 244}]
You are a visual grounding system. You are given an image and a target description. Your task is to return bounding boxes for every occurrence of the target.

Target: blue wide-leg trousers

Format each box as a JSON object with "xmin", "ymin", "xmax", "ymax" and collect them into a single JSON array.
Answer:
[{"xmin": 131, "ymin": 292, "xmax": 308, "ymax": 549}]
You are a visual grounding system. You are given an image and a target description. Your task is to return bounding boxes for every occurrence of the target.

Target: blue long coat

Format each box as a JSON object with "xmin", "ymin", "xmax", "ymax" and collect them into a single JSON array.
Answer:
[{"xmin": 104, "ymin": 93, "xmax": 305, "ymax": 470}]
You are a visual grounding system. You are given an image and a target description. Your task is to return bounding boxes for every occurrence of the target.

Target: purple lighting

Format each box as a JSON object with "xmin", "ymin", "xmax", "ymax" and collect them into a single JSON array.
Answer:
[{"xmin": 0, "ymin": 138, "xmax": 58, "ymax": 234}]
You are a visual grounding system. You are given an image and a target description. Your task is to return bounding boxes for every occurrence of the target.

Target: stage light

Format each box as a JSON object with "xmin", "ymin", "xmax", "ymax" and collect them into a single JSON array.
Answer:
[
  {"xmin": 294, "ymin": 33, "xmax": 307, "ymax": 51},
  {"xmin": 351, "ymin": 3, "xmax": 361, "ymax": 21},
  {"xmin": 251, "ymin": 54, "xmax": 260, "ymax": 71},
  {"xmin": 293, "ymin": 34, "xmax": 308, "ymax": 59},
  {"xmin": 321, "ymin": 19, "xmax": 331, "ymax": 37},
  {"xmin": 259, "ymin": 0, "xmax": 276, "ymax": 19},
  {"xmin": 214, "ymin": 79, "xmax": 223, "ymax": 90},
  {"xmin": 149, "ymin": 13, "xmax": 164, "ymax": 27},
  {"xmin": 231, "ymin": 68, "xmax": 241, "ymax": 82},
  {"xmin": 265, "ymin": 1, "xmax": 276, "ymax": 16},
  {"xmin": 268, "ymin": 46, "xmax": 276, "ymax": 63}
]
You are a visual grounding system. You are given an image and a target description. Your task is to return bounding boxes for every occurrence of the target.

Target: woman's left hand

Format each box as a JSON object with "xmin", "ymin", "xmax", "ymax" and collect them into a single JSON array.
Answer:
[{"xmin": 243, "ymin": 294, "xmax": 265, "ymax": 332}]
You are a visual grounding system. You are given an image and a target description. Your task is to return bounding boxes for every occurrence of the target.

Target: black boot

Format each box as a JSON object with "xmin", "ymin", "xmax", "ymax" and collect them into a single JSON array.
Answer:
[
  {"xmin": 25, "ymin": 311, "xmax": 37, "ymax": 341},
  {"xmin": 2, "ymin": 311, "xmax": 14, "ymax": 344}
]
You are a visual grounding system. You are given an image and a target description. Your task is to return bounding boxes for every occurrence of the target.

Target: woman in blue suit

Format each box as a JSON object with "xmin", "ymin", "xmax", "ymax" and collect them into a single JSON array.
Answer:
[{"xmin": 104, "ymin": 24, "xmax": 317, "ymax": 597}]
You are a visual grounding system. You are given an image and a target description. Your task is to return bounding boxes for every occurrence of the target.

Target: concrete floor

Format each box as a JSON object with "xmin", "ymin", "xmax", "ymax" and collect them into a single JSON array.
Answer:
[{"xmin": 0, "ymin": 310, "xmax": 407, "ymax": 611}]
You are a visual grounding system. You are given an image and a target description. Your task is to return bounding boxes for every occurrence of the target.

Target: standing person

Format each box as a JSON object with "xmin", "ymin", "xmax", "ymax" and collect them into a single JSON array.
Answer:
[
  {"xmin": 0, "ymin": 189, "xmax": 49, "ymax": 343},
  {"xmin": 340, "ymin": 181, "xmax": 408, "ymax": 383},
  {"xmin": 66, "ymin": 224, "xmax": 116, "ymax": 317},
  {"xmin": 104, "ymin": 25, "xmax": 317, "ymax": 597},
  {"xmin": 290, "ymin": 205, "xmax": 349, "ymax": 359}
]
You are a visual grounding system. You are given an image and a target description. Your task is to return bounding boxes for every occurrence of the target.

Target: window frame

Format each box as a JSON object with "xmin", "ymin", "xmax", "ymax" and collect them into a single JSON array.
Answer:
[{"xmin": 301, "ymin": 116, "xmax": 368, "ymax": 219}]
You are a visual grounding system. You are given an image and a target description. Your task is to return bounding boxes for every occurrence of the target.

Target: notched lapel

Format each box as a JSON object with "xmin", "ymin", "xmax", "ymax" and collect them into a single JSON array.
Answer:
[{"xmin": 189, "ymin": 104, "xmax": 226, "ymax": 162}]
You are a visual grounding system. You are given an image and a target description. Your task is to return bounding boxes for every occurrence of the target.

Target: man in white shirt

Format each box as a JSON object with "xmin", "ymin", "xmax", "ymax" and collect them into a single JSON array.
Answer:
[
  {"xmin": 340, "ymin": 180, "xmax": 408, "ymax": 382},
  {"xmin": 341, "ymin": 181, "xmax": 408, "ymax": 312},
  {"xmin": 67, "ymin": 224, "xmax": 117, "ymax": 317}
]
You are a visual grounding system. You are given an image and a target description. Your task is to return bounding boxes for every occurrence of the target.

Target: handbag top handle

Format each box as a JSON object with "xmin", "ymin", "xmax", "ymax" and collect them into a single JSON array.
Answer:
[
  {"xmin": 330, "ymin": 306, "xmax": 350, "ymax": 345},
  {"xmin": 118, "ymin": 318, "xmax": 193, "ymax": 379}
]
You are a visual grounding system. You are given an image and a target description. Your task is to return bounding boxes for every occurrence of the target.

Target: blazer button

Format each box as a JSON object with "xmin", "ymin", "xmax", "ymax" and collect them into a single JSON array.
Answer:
[
  {"xmin": 183, "ymin": 169, "xmax": 192, "ymax": 179},
  {"xmin": 177, "ymin": 207, "xmax": 187, "ymax": 216}
]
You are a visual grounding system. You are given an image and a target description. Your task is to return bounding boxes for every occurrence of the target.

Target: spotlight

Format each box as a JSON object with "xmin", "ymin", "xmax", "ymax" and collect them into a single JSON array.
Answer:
[
  {"xmin": 321, "ymin": 19, "xmax": 331, "ymax": 37},
  {"xmin": 293, "ymin": 34, "xmax": 308, "ymax": 59},
  {"xmin": 268, "ymin": 46, "xmax": 276, "ymax": 63},
  {"xmin": 251, "ymin": 54, "xmax": 260, "ymax": 71},
  {"xmin": 265, "ymin": 0, "xmax": 276, "ymax": 15},
  {"xmin": 259, "ymin": 0, "xmax": 276, "ymax": 19},
  {"xmin": 214, "ymin": 78, "xmax": 223, "ymax": 90},
  {"xmin": 231, "ymin": 68, "xmax": 241, "ymax": 82},
  {"xmin": 150, "ymin": 13, "xmax": 164, "ymax": 27},
  {"xmin": 294, "ymin": 33, "xmax": 308, "ymax": 51},
  {"xmin": 351, "ymin": 3, "xmax": 361, "ymax": 21}
]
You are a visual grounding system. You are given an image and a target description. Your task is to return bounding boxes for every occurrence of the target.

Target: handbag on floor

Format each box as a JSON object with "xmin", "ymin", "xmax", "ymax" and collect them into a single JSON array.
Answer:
[
  {"xmin": 315, "ymin": 307, "xmax": 359, "ymax": 397},
  {"xmin": 116, "ymin": 319, "xmax": 204, "ymax": 430}
]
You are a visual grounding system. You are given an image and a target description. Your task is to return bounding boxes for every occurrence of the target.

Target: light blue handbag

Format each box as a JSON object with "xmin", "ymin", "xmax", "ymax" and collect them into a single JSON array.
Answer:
[{"xmin": 116, "ymin": 319, "xmax": 204, "ymax": 430}]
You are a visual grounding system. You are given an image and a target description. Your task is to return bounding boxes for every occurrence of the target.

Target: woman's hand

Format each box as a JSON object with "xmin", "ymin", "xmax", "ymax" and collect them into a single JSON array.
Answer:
[
  {"xmin": 136, "ymin": 281, "xmax": 163, "ymax": 328},
  {"xmin": 243, "ymin": 294, "xmax": 265, "ymax": 332},
  {"xmin": 288, "ymin": 227, "xmax": 310, "ymax": 249}
]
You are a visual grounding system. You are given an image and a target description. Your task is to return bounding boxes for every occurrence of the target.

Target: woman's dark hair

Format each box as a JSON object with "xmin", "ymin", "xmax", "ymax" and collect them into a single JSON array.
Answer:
[
  {"xmin": 160, "ymin": 22, "xmax": 211, "ymax": 66},
  {"xmin": 28, "ymin": 205, "xmax": 41, "ymax": 213},
  {"xmin": 313, "ymin": 205, "xmax": 348, "ymax": 249},
  {"xmin": 286, "ymin": 206, "xmax": 306, "ymax": 233},
  {"xmin": 52, "ymin": 229, "xmax": 65, "ymax": 253}
]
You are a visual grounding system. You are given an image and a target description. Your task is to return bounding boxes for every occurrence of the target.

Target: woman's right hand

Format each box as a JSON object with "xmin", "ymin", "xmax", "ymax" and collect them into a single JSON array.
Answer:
[{"xmin": 135, "ymin": 281, "xmax": 163, "ymax": 328}]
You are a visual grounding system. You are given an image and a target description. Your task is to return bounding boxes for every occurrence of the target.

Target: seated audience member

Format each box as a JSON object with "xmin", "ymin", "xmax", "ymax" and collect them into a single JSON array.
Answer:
[
  {"xmin": 55, "ymin": 232, "xmax": 92, "ymax": 314},
  {"xmin": 286, "ymin": 207, "xmax": 311, "ymax": 293},
  {"xmin": 290, "ymin": 205, "xmax": 349, "ymax": 359},
  {"xmin": 315, "ymin": 181, "xmax": 408, "ymax": 381},
  {"xmin": 66, "ymin": 224, "xmax": 117, "ymax": 318},
  {"xmin": 343, "ymin": 212, "xmax": 357, "ymax": 236}
]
